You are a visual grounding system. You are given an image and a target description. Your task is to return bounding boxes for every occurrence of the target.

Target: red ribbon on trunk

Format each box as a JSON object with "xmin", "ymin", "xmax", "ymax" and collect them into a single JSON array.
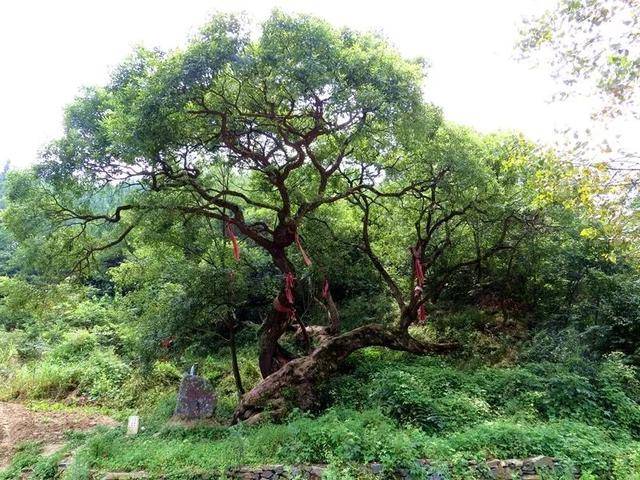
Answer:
[
  {"xmin": 412, "ymin": 246, "xmax": 427, "ymax": 323},
  {"xmin": 418, "ymin": 304, "xmax": 427, "ymax": 323},
  {"xmin": 295, "ymin": 232, "xmax": 313, "ymax": 266},
  {"xmin": 411, "ymin": 246, "xmax": 424, "ymax": 287},
  {"xmin": 274, "ymin": 296, "xmax": 296, "ymax": 321},
  {"xmin": 284, "ymin": 272, "xmax": 296, "ymax": 305},
  {"xmin": 274, "ymin": 272, "xmax": 297, "ymax": 321},
  {"xmin": 322, "ymin": 277, "xmax": 330, "ymax": 299},
  {"xmin": 226, "ymin": 222, "xmax": 240, "ymax": 261}
]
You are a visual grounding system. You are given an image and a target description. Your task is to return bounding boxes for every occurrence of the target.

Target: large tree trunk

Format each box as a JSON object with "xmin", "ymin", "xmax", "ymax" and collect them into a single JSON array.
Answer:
[
  {"xmin": 234, "ymin": 324, "xmax": 457, "ymax": 423},
  {"xmin": 258, "ymin": 246, "xmax": 297, "ymax": 378},
  {"xmin": 258, "ymin": 293, "xmax": 295, "ymax": 377}
]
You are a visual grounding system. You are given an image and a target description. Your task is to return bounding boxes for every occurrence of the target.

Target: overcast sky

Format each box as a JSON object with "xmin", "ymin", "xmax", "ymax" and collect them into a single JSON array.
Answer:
[{"xmin": 1, "ymin": 0, "xmax": 582, "ymax": 169}]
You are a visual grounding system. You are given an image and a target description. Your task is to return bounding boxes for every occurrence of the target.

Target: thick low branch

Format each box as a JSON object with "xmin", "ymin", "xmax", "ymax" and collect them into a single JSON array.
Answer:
[{"xmin": 233, "ymin": 323, "xmax": 457, "ymax": 423}]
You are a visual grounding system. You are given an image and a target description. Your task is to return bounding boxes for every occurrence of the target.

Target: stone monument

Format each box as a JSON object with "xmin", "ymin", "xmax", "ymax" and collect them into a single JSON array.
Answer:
[{"xmin": 173, "ymin": 364, "xmax": 217, "ymax": 420}]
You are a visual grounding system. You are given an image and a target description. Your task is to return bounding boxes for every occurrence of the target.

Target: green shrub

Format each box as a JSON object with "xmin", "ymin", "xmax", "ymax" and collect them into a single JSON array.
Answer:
[
  {"xmin": 79, "ymin": 349, "xmax": 132, "ymax": 403},
  {"xmin": 368, "ymin": 369, "xmax": 491, "ymax": 432},
  {"xmin": 612, "ymin": 447, "xmax": 640, "ymax": 480},
  {"xmin": 0, "ymin": 441, "xmax": 66, "ymax": 480},
  {"xmin": 326, "ymin": 348, "xmax": 640, "ymax": 438},
  {"xmin": 0, "ymin": 329, "xmax": 22, "ymax": 378},
  {"xmin": 150, "ymin": 360, "xmax": 182, "ymax": 386},
  {"xmin": 3, "ymin": 335, "xmax": 131, "ymax": 405},
  {"xmin": 51, "ymin": 330, "xmax": 99, "ymax": 362},
  {"xmin": 423, "ymin": 419, "xmax": 638, "ymax": 478},
  {"xmin": 65, "ymin": 299, "xmax": 118, "ymax": 328},
  {"xmin": 595, "ymin": 352, "xmax": 640, "ymax": 434},
  {"xmin": 6, "ymin": 361, "xmax": 82, "ymax": 400}
]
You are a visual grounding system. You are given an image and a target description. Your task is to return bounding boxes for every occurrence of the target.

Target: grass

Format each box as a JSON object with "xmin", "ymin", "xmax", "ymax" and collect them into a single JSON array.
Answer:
[
  {"xmin": 57, "ymin": 410, "xmax": 640, "ymax": 479},
  {"xmin": 3, "ymin": 326, "xmax": 640, "ymax": 479},
  {"xmin": 0, "ymin": 441, "xmax": 69, "ymax": 480}
]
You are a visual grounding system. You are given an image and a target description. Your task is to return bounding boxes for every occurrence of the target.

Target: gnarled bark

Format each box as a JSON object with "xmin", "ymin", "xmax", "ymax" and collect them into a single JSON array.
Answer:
[
  {"xmin": 233, "ymin": 324, "xmax": 457, "ymax": 423},
  {"xmin": 258, "ymin": 292, "xmax": 295, "ymax": 377},
  {"xmin": 259, "ymin": 239, "xmax": 297, "ymax": 378}
]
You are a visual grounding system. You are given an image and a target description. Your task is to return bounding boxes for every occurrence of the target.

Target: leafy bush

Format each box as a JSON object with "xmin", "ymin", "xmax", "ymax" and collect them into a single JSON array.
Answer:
[
  {"xmin": 2, "ymin": 330, "xmax": 131, "ymax": 404},
  {"xmin": 50, "ymin": 330, "xmax": 99, "ymax": 362},
  {"xmin": 0, "ymin": 329, "xmax": 22, "ymax": 377},
  {"xmin": 150, "ymin": 360, "xmax": 182, "ymax": 386},
  {"xmin": 65, "ymin": 299, "xmax": 119, "ymax": 329},
  {"xmin": 80, "ymin": 349, "xmax": 132, "ymax": 403},
  {"xmin": 326, "ymin": 348, "xmax": 640, "ymax": 438},
  {"xmin": 423, "ymin": 419, "xmax": 637, "ymax": 478},
  {"xmin": 5, "ymin": 360, "xmax": 82, "ymax": 400},
  {"xmin": 368, "ymin": 369, "xmax": 491, "ymax": 433}
]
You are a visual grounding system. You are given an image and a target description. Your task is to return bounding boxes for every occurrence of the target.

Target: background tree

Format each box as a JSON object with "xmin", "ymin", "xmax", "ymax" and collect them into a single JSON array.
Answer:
[
  {"xmin": 520, "ymin": 0, "xmax": 639, "ymax": 121},
  {"xmin": 518, "ymin": 0, "xmax": 640, "ymax": 271}
]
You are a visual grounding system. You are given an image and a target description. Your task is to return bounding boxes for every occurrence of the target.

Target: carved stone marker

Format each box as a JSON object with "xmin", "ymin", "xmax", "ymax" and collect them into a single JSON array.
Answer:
[
  {"xmin": 173, "ymin": 372, "xmax": 216, "ymax": 420},
  {"xmin": 126, "ymin": 415, "xmax": 140, "ymax": 435}
]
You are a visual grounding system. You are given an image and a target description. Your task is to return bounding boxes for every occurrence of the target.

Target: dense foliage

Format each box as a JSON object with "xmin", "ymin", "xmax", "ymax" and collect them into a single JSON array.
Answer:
[{"xmin": 1, "ymin": 10, "xmax": 639, "ymax": 480}]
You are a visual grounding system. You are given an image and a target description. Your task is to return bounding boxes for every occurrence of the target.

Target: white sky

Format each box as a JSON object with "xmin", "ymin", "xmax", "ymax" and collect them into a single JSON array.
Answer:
[{"xmin": 0, "ymin": 0, "xmax": 587, "ymax": 168}]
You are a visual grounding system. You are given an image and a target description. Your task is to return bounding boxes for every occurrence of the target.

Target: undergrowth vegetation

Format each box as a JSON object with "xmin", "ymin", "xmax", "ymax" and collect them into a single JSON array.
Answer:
[
  {"xmin": 1, "ymin": 9, "xmax": 640, "ymax": 480},
  {"xmin": 3, "ymin": 320, "xmax": 640, "ymax": 478}
]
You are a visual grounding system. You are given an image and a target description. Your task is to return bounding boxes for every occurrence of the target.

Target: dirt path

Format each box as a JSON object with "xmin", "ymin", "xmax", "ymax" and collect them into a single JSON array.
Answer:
[{"xmin": 0, "ymin": 402, "xmax": 118, "ymax": 468}]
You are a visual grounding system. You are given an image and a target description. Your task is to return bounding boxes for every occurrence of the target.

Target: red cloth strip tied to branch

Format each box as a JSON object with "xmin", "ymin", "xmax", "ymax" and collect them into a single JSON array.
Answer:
[
  {"xmin": 274, "ymin": 272, "xmax": 297, "ymax": 321},
  {"xmin": 411, "ymin": 246, "xmax": 424, "ymax": 287},
  {"xmin": 226, "ymin": 222, "xmax": 240, "ymax": 261},
  {"xmin": 274, "ymin": 297, "xmax": 296, "ymax": 321},
  {"xmin": 295, "ymin": 232, "xmax": 313, "ymax": 266},
  {"xmin": 284, "ymin": 272, "xmax": 296, "ymax": 305},
  {"xmin": 418, "ymin": 304, "xmax": 427, "ymax": 323},
  {"xmin": 412, "ymin": 246, "xmax": 427, "ymax": 323},
  {"xmin": 322, "ymin": 277, "xmax": 330, "ymax": 299}
]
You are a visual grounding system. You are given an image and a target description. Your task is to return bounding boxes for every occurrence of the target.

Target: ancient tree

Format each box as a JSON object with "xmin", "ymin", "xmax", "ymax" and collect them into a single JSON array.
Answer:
[{"xmin": 32, "ymin": 13, "xmax": 461, "ymax": 420}]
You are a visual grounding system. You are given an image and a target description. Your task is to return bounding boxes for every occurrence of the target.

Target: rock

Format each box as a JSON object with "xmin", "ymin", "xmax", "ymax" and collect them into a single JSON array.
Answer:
[
  {"xmin": 173, "ymin": 374, "xmax": 216, "ymax": 419},
  {"xmin": 486, "ymin": 459, "xmax": 506, "ymax": 479},
  {"xmin": 308, "ymin": 465, "xmax": 326, "ymax": 479},
  {"xmin": 369, "ymin": 462, "xmax": 383, "ymax": 475},
  {"xmin": 202, "ymin": 457, "xmax": 565, "ymax": 479},
  {"xmin": 236, "ymin": 471, "xmax": 257, "ymax": 480},
  {"xmin": 228, "ymin": 467, "xmax": 259, "ymax": 479},
  {"xmin": 523, "ymin": 456, "xmax": 554, "ymax": 474},
  {"xmin": 58, "ymin": 456, "xmax": 74, "ymax": 470},
  {"xmin": 126, "ymin": 415, "xmax": 140, "ymax": 435},
  {"xmin": 504, "ymin": 459, "xmax": 523, "ymax": 469},
  {"xmin": 502, "ymin": 459, "xmax": 523, "ymax": 478},
  {"xmin": 289, "ymin": 466, "xmax": 300, "ymax": 478}
]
